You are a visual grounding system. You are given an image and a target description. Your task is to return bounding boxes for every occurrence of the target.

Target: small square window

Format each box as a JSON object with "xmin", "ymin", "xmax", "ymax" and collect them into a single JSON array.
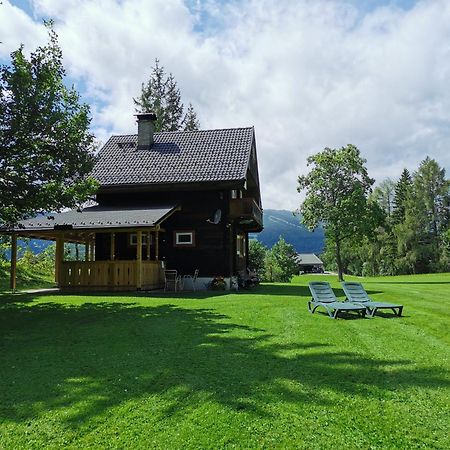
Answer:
[{"xmin": 174, "ymin": 231, "xmax": 195, "ymax": 247}]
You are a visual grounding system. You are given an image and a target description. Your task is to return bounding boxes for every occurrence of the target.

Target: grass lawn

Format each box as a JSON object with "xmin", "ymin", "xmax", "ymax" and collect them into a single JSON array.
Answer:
[{"xmin": 0, "ymin": 273, "xmax": 449, "ymax": 449}]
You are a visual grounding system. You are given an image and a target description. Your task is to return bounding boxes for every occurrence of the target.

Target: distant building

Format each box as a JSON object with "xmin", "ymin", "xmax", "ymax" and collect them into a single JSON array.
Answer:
[{"xmin": 295, "ymin": 253, "xmax": 324, "ymax": 274}]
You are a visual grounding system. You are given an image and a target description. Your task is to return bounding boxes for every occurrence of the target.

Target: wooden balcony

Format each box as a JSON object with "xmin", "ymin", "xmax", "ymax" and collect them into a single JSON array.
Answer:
[
  {"xmin": 229, "ymin": 198, "xmax": 263, "ymax": 231},
  {"xmin": 60, "ymin": 260, "xmax": 164, "ymax": 291}
]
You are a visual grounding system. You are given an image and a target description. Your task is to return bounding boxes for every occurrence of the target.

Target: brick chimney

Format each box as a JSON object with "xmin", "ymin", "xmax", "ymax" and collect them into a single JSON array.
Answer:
[{"xmin": 136, "ymin": 112, "xmax": 157, "ymax": 150}]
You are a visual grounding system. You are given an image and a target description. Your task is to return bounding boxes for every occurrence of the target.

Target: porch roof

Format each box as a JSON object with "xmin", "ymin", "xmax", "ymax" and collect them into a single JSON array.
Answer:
[{"xmin": 6, "ymin": 205, "xmax": 178, "ymax": 233}]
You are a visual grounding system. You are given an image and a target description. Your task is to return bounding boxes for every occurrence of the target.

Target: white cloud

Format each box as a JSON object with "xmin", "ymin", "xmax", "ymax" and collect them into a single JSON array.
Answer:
[{"xmin": 2, "ymin": 0, "xmax": 450, "ymax": 210}]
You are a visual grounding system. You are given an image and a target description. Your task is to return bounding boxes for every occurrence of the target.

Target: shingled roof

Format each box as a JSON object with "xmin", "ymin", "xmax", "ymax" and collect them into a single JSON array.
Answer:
[
  {"xmin": 13, "ymin": 205, "xmax": 177, "ymax": 232},
  {"xmin": 92, "ymin": 127, "xmax": 255, "ymax": 187}
]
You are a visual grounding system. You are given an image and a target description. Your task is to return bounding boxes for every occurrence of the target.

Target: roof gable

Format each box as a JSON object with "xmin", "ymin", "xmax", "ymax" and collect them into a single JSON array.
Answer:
[{"xmin": 92, "ymin": 127, "xmax": 255, "ymax": 188}]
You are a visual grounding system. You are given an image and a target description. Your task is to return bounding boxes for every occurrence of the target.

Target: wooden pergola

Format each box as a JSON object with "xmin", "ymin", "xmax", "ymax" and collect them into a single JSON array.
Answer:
[{"xmin": 4, "ymin": 205, "xmax": 178, "ymax": 291}]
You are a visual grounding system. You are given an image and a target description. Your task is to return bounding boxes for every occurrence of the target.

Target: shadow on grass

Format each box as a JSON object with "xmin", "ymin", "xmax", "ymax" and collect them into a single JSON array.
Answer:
[
  {"xmin": 0, "ymin": 299, "xmax": 448, "ymax": 425},
  {"xmin": 365, "ymin": 281, "xmax": 450, "ymax": 285},
  {"xmin": 251, "ymin": 284, "xmax": 382, "ymax": 298}
]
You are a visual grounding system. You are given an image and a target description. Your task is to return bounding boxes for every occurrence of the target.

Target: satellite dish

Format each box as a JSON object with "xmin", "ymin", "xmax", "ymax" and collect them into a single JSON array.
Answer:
[{"xmin": 207, "ymin": 209, "xmax": 222, "ymax": 224}]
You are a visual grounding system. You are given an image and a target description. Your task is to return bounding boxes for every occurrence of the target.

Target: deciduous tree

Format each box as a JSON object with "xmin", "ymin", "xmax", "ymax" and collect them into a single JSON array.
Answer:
[
  {"xmin": 248, "ymin": 239, "xmax": 267, "ymax": 276},
  {"xmin": 0, "ymin": 23, "xmax": 98, "ymax": 226},
  {"xmin": 297, "ymin": 145, "xmax": 383, "ymax": 281},
  {"xmin": 264, "ymin": 236, "xmax": 298, "ymax": 282}
]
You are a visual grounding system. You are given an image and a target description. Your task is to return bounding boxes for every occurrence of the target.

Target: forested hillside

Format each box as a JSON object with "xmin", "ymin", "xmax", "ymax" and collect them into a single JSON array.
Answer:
[{"xmin": 251, "ymin": 209, "xmax": 324, "ymax": 253}]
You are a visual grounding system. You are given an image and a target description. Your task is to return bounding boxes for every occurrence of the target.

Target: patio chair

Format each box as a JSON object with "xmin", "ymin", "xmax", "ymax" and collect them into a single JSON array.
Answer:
[
  {"xmin": 182, "ymin": 269, "xmax": 199, "ymax": 291},
  {"xmin": 341, "ymin": 282, "xmax": 403, "ymax": 317},
  {"xmin": 308, "ymin": 281, "xmax": 366, "ymax": 319},
  {"xmin": 164, "ymin": 270, "xmax": 181, "ymax": 292}
]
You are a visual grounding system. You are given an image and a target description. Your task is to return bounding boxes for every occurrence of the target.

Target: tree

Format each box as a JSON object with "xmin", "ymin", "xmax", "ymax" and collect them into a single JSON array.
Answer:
[
  {"xmin": 372, "ymin": 178, "xmax": 395, "ymax": 217},
  {"xmin": 0, "ymin": 23, "xmax": 98, "ymax": 226},
  {"xmin": 183, "ymin": 103, "xmax": 200, "ymax": 131},
  {"xmin": 248, "ymin": 239, "xmax": 267, "ymax": 276},
  {"xmin": 297, "ymin": 145, "xmax": 383, "ymax": 281},
  {"xmin": 134, "ymin": 59, "xmax": 200, "ymax": 132},
  {"xmin": 413, "ymin": 157, "xmax": 449, "ymax": 240},
  {"xmin": 264, "ymin": 236, "xmax": 298, "ymax": 282},
  {"xmin": 395, "ymin": 157, "xmax": 450, "ymax": 273},
  {"xmin": 392, "ymin": 169, "xmax": 412, "ymax": 225}
]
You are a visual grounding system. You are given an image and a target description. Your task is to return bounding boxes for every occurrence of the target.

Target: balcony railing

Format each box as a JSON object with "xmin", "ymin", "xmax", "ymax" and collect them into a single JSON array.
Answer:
[
  {"xmin": 229, "ymin": 198, "xmax": 263, "ymax": 230},
  {"xmin": 60, "ymin": 260, "xmax": 163, "ymax": 291}
]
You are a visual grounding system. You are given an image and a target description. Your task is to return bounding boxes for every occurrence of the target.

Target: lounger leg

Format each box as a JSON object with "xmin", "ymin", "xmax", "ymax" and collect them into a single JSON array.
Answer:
[
  {"xmin": 308, "ymin": 301, "xmax": 313, "ymax": 313},
  {"xmin": 397, "ymin": 306, "xmax": 403, "ymax": 317}
]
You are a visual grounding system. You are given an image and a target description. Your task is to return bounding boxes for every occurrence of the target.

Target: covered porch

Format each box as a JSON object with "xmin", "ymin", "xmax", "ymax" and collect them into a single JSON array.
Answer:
[{"xmin": 4, "ymin": 205, "xmax": 178, "ymax": 292}]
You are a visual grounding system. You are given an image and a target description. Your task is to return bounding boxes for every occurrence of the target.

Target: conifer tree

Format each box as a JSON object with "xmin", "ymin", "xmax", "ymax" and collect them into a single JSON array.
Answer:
[
  {"xmin": 134, "ymin": 59, "xmax": 200, "ymax": 132},
  {"xmin": 183, "ymin": 103, "xmax": 200, "ymax": 131},
  {"xmin": 392, "ymin": 169, "xmax": 412, "ymax": 225},
  {"xmin": 165, "ymin": 74, "xmax": 184, "ymax": 131}
]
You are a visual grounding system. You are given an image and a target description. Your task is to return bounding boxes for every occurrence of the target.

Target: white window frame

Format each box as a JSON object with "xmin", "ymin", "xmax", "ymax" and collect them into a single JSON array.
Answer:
[{"xmin": 174, "ymin": 231, "xmax": 195, "ymax": 247}]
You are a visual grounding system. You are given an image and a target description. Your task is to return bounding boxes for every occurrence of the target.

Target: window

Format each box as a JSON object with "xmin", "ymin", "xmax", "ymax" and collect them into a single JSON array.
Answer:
[
  {"xmin": 129, "ymin": 233, "xmax": 152, "ymax": 246},
  {"xmin": 174, "ymin": 231, "xmax": 195, "ymax": 247},
  {"xmin": 231, "ymin": 189, "xmax": 242, "ymax": 199},
  {"xmin": 237, "ymin": 234, "xmax": 246, "ymax": 257}
]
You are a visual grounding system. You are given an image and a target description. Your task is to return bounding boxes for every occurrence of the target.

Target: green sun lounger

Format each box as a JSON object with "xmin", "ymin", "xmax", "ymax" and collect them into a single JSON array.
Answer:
[
  {"xmin": 341, "ymin": 282, "xmax": 403, "ymax": 317},
  {"xmin": 308, "ymin": 282, "xmax": 366, "ymax": 319}
]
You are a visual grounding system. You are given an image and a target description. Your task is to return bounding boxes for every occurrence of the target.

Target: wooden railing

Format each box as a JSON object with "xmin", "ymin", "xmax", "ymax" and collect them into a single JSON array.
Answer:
[
  {"xmin": 60, "ymin": 260, "xmax": 163, "ymax": 291},
  {"xmin": 229, "ymin": 198, "xmax": 263, "ymax": 229}
]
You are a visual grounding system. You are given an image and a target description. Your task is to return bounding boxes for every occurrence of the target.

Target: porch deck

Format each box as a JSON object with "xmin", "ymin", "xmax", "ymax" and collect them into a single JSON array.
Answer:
[{"xmin": 60, "ymin": 260, "xmax": 164, "ymax": 291}]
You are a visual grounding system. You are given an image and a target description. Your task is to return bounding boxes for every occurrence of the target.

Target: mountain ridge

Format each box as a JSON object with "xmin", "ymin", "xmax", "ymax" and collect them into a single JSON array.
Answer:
[{"xmin": 251, "ymin": 209, "xmax": 324, "ymax": 253}]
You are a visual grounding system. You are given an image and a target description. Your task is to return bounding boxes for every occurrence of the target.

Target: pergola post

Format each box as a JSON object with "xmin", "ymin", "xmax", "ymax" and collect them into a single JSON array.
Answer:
[
  {"xmin": 146, "ymin": 231, "xmax": 151, "ymax": 260},
  {"xmin": 136, "ymin": 230, "xmax": 142, "ymax": 290},
  {"xmin": 55, "ymin": 235, "xmax": 64, "ymax": 285},
  {"xmin": 89, "ymin": 240, "xmax": 95, "ymax": 262},
  {"xmin": 110, "ymin": 232, "xmax": 115, "ymax": 261},
  {"xmin": 10, "ymin": 234, "xmax": 17, "ymax": 291},
  {"xmin": 155, "ymin": 231, "xmax": 159, "ymax": 261}
]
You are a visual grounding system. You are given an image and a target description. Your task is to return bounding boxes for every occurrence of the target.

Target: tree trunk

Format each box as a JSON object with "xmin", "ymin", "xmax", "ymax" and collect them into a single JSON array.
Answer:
[{"xmin": 336, "ymin": 239, "xmax": 344, "ymax": 281}]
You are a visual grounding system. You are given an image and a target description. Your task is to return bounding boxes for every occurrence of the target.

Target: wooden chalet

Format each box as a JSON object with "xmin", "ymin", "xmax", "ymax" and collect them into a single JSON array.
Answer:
[{"xmin": 4, "ymin": 113, "xmax": 263, "ymax": 291}]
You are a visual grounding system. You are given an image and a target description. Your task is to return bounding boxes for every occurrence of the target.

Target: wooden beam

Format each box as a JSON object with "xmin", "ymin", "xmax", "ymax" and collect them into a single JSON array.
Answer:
[
  {"xmin": 146, "ymin": 232, "xmax": 151, "ymax": 260},
  {"xmin": 136, "ymin": 230, "xmax": 142, "ymax": 290},
  {"xmin": 85, "ymin": 240, "xmax": 89, "ymax": 261},
  {"xmin": 10, "ymin": 234, "xmax": 17, "ymax": 291},
  {"xmin": 110, "ymin": 232, "xmax": 115, "ymax": 261},
  {"xmin": 155, "ymin": 231, "xmax": 159, "ymax": 261},
  {"xmin": 90, "ymin": 240, "xmax": 95, "ymax": 262},
  {"xmin": 55, "ymin": 236, "xmax": 64, "ymax": 285}
]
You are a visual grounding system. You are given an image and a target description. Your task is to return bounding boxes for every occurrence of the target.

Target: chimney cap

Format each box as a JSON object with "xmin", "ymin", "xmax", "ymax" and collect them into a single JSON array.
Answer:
[{"xmin": 135, "ymin": 112, "xmax": 157, "ymax": 121}]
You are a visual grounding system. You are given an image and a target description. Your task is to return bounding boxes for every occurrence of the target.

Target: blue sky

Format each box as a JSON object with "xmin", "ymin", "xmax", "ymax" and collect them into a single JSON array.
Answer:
[{"xmin": 1, "ymin": 0, "xmax": 449, "ymax": 209}]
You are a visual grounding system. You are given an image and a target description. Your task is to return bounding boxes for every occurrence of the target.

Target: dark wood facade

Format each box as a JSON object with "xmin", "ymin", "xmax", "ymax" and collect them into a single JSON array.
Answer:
[
  {"xmin": 4, "ymin": 123, "xmax": 263, "ymax": 291},
  {"xmin": 94, "ymin": 181, "xmax": 262, "ymax": 278}
]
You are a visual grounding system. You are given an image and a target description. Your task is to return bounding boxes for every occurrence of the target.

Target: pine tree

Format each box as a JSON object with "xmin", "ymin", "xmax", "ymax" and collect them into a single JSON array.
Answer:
[
  {"xmin": 165, "ymin": 74, "xmax": 184, "ymax": 131},
  {"xmin": 134, "ymin": 59, "xmax": 200, "ymax": 132},
  {"xmin": 134, "ymin": 59, "xmax": 167, "ymax": 131},
  {"xmin": 183, "ymin": 103, "xmax": 200, "ymax": 131},
  {"xmin": 392, "ymin": 169, "xmax": 412, "ymax": 225}
]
